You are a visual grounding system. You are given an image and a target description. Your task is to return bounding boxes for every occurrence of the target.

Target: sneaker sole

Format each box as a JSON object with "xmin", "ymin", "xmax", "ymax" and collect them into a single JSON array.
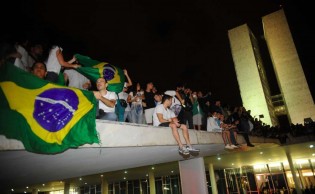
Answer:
[{"xmin": 188, "ymin": 150, "xmax": 200, "ymax": 153}]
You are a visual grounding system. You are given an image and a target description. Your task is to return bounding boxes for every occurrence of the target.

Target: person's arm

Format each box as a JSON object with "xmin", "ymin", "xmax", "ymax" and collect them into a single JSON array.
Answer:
[
  {"xmin": 123, "ymin": 69, "xmax": 132, "ymax": 87},
  {"xmin": 93, "ymin": 91, "xmax": 116, "ymax": 108},
  {"xmin": 56, "ymin": 49, "xmax": 80, "ymax": 69},
  {"xmin": 127, "ymin": 93, "xmax": 132, "ymax": 103},
  {"xmin": 157, "ymin": 113, "xmax": 171, "ymax": 123},
  {"xmin": 175, "ymin": 91, "xmax": 185, "ymax": 105}
]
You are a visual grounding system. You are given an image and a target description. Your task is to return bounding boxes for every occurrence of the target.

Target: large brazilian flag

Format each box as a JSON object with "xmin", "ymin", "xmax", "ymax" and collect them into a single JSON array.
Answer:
[
  {"xmin": 75, "ymin": 54, "xmax": 125, "ymax": 93},
  {"xmin": 0, "ymin": 63, "xmax": 99, "ymax": 154}
]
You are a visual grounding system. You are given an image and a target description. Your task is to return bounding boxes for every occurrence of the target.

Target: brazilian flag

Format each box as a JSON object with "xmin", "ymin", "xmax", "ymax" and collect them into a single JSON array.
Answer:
[
  {"xmin": 75, "ymin": 54, "xmax": 125, "ymax": 93},
  {"xmin": 0, "ymin": 63, "xmax": 99, "ymax": 154}
]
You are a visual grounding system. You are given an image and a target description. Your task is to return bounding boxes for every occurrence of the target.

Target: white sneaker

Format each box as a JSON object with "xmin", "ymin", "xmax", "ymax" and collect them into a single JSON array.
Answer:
[
  {"xmin": 179, "ymin": 146, "xmax": 190, "ymax": 155},
  {"xmin": 231, "ymin": 144, "xmax": 239, "ymax": 148},
  {"xmin": 186, "ymin": 145, "xmax": 200, "ymax": 153},
  {"xmin": 225, "ymin": 145, "xmax": 234, "ymax": 150}
]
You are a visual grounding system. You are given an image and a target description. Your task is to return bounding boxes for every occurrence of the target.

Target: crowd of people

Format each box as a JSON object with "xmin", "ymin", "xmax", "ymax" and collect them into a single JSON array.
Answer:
[{"xmin": 2, "ymin": 38, "xmax": 313, "ymax": 156}]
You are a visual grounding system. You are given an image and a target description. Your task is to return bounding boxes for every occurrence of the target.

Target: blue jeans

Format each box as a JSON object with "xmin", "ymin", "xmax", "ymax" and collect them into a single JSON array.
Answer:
[
  {"xmin": 131, "ymin": 104, "xmax": 143, "ymax": 124},
  {"xmin": 99, "ymin": 112, "xmax": 117, "ymax": 121}
]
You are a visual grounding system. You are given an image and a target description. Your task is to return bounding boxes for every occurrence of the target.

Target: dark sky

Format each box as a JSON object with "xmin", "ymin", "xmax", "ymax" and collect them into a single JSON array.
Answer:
[{"xmin": 2, "ymin": 0, "xmax": 314, "ymax": 107}]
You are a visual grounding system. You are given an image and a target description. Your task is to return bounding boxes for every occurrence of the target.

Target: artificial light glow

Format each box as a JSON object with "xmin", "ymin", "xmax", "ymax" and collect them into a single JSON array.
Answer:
[
  {"xmin": 151, "ymin": 167, "xmax": 155, "ymax": 170},
  {"xmin": 295, "ymin": 159, "xmax": 308, "ymax": 164},
  {"xmin": 171, "ymin": 170, "xmax": 174, "ymax": 173},
  {"xmin": 79, "ymin": 178, "xmax": 82, "ymax": 181},
  {"xmin": 217, "ymin": 157, "xmax": 221, "ymax": 160},
  {"xmin": 42, "ymin": 184, "xmax": 45, "ymax": 186},
  {"xmin": 253, "ymin": 164, "xmax": 266, "ymax": 169},
  {"xmin": 146, "ymin": 174, "xmax": 148, "ymax": 176},
  {"xmin": 268, "ymin": 162, "xmax": 281, "ymax": 167},
  {"xmin": 84, "ymin": 183, "xmax": 87, "ymax": 185},
  {"xmin": 123, "ymin": 177, "xmax": 126, "ymax": 180},
  {"xmin": 26, "ymin": 186, "xmax": 29, "ymax": 189},
  {"xmin": 163, "ymin": 187, "xmax": 170, "ymax": 190},
  {"xmin": 310, "ymin": 145, "xmax": 314, "ymax": 148},
  {"xmin": 100, "ymin": 174, "xmax": 103, "ymax": 177},
  {"xmin": 232, "ymin": 163, "xmax": 234, "ymax": 165},
  {"xmin": 260, "ymin": 152, "xmax": 263, "ymax": 154},
  {"xmin": 124, "ymin": 171, "xmax": 128, "ymax": 174},
  {"xmin": 11, "ymin": 189, "xmax": 14, "ymax": 191},
  {"xmin": 312, "ymin": 153, "xmax": 315, "ymax": 156}
]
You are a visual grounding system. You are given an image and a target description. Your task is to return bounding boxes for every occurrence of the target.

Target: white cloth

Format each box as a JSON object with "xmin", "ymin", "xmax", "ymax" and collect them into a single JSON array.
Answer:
[
  {"xmin": 16, "ymin": 45, "xmax": 30, "ymax": 70},
  {"xmin": 14, "ymin": 58, "xmax": 27, "ymax": 71},
  {"xmin": 46, "ymin": 46, "xmax": 62, "ymax": 74},
  {"xmin": 64, "ymin": 69, "xmax": 90, "ymax": 90},
  {"xmin": 164, "ymin": 90, "xmax": 181, "ymax": 105},
  {"xmin": 207, "ymin": 116, "xmax": 222, "ymax": 132},
  {"xmin": 129, "ymin": 91, "xmax": 143, "ymax": 106},
  {"xmin": 118, "ymin": 91, "xmax": 131, "ymax": 111},
  {"xmin": 153, "ymin": 104, "xmax": 175, "ymax": 126},
  {"xmin": 99, "ymin": 91, "xmax": 117, "ymax": 113},
  {"xmin": 144, "ymin": 107, "xmax": 155, "ymax": 124}
]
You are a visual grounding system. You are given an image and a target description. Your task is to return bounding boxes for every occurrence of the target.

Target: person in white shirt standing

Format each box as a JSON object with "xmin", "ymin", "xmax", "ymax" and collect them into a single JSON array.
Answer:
[
  {"xmin": 45, "ymin": 45, "xmax": 79, "ymax": 83},
  {"xmin": 153, "ymin": 94, "xmax": 200, "ymax": 156}
]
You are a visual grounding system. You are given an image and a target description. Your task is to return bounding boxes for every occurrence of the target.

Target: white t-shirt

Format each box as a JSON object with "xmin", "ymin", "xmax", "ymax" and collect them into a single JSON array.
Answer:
[
  {"xmin": 118, "ymin": 91, "xmax": 131, "ymax": 111},
  {"xmin": 207, "ymin": 116, "xmax": 222, "ymax": 132},
  {"xmin": 46, "ymin": 46, "xmax": 62, "ymax": 74},
  {"xmin": 153, "ymin": 104, "xmax": 176, "ymax": 126},
  {"xmin": 129, "ymin": 91, "xmax": 143, "ymax": 106},
  {"xmin": 99, "ymin": 91, "xmax": 117, "ymax": 113},
  {"xmin": 64, "ymin": 69, "xmax": 90, "ymax": 90}
]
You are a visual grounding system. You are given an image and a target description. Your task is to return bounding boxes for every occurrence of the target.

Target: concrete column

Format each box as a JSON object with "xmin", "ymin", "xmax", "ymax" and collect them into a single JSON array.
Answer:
[
  {"xmin": 101, "ymin": 177, "xmax": 109, "ymax": 194},
  {"xmin": 31, "ymin": 188, "xmax": 38, "ymax": 194},
  {"xmin": 178, "ymin": 157, "xmax": 208, "ymax": 194},
  {"xmin": 64, "ymin": 182, "xmax": 70, "ymax": 194},
  {"xmin": 286, "ymin": 151, "xmax": 303, "ymax": 194},
  {"xmin": 149, "ymin": 171, "xmax": 156, "ymax": 194},
  {"xmin": 208, "ymin": 163, "xmax": 218, "ymax": 194}
]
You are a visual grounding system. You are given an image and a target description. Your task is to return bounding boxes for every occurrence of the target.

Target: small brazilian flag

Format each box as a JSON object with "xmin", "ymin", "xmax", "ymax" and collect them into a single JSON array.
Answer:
[
  {"xmin": 75, "ymin": 54, "xmax": 125, "ymax": 93},
  {"xmin": 0, "ymin": 63, "xmax": 99, "ymax": 154}
]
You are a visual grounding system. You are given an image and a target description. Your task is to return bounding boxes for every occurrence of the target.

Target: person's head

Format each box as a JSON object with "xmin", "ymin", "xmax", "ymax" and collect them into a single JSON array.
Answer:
[
  {"xmin": 29, "ymin": 43, "xmax": 43, "ymax": 58},
  {"xmin": 31, "ymin": 62, "xmax": 47, "ymax": 79},
  {"xmin": 176, "ymin": 82, "xmax": 185, "ymax": 91},
  {"xmin": 154, "ymin": 92, "xmax": 162, "ymax": 102},
  {"xmin": 161, "ymin": 94, "xmax": 173, "ymax": 107},
  {"xmin": 197, "ymin": 91, "xmax": 203, "ymax": 98},
  {"xmin": 146, "ymin": 82, "xmax": 154, "ymax": 90},
  {"xmin": 123, "ymin": 86, "xmax": 128, "ymax": 92},
  {"xmin": 96, "ymin": 78, "xmax": 108, "ymax": 91}
]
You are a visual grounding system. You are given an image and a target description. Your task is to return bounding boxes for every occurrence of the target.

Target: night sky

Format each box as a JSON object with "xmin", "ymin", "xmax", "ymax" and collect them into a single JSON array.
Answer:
[{"xmin": 1, "ymin": 0, "xmax": 314, "ymax": 107}]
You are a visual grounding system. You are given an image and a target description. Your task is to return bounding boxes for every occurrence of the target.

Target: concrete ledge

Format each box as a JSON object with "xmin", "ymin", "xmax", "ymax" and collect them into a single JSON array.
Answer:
[{"xmin": 0, "ymin": 120, "xmax": 280, "ymax": 150}]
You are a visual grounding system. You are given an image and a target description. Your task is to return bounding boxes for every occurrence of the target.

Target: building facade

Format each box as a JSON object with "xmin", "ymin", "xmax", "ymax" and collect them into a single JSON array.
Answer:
[{"xmin": 228, "ymin": 9, "xmax": 315, "ymax": 126}]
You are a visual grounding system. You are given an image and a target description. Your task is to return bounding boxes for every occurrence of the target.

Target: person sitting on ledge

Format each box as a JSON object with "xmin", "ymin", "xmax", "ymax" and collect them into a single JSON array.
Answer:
[{"xmin": 153, "ymin": 94, "xmax": 200, "ymax": 156}]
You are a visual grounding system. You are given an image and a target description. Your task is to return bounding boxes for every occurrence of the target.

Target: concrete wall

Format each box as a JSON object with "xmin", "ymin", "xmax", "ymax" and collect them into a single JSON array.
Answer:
[{"xmin": 0, "ymin": 120, "xmax": 279, "ymax": 150}]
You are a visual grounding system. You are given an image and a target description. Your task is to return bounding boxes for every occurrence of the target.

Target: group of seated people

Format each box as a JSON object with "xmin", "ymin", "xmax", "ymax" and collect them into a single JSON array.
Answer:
[{"xmin": 1, "ymin": 39, "xmax": 259, "ymax": 156}]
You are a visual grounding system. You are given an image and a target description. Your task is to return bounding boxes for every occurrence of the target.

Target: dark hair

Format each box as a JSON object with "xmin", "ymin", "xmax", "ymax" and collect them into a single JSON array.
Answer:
[
  {"xmin": 31, "ymin": 61, "xmax": 47, "ymax": 71},
  {"xmin": 162, "ymin": 94, "xmax": 172, "ymax": 103}
]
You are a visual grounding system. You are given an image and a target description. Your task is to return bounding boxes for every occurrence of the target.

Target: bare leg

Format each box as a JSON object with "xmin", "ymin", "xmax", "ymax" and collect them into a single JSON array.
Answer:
[
  {"xmin": 170, "ymin": 123, "xmax": 184, "ymax": 148},
  {"xmin": 180, "ymin": 124, "xmax": 191, "ymax": 146}
]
